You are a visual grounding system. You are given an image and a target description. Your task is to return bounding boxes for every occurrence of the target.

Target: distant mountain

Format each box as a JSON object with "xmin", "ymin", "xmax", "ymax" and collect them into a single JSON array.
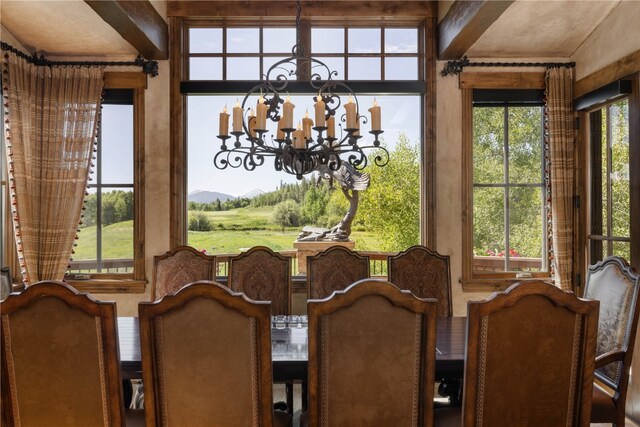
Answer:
[
  {"xmin": 241, "ymin": 188, "xmax": 265, "ymax": 199},
  {"xmin": 188, "ymin": 190, "xmax": 235, "ymax": 204}
]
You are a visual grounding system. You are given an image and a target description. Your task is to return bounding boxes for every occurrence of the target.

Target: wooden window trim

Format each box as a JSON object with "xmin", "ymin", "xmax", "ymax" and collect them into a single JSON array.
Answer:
[
  {"xmin": 460, "ymin": 79, "xmax": 552, "ymax": 292},
  {"xmin": 63, "ymin": 72, "xmax": 147, "ymax": 293},
  {"xmin": 170, "ymin": 17, "xmax": 437, "ymax": 249}
]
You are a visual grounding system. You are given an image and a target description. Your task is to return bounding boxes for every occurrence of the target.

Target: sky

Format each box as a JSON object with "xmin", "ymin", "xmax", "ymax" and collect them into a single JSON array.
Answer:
[{"xmin": 187, "ymin": 94, "xmax": 422, "ymax": 197}]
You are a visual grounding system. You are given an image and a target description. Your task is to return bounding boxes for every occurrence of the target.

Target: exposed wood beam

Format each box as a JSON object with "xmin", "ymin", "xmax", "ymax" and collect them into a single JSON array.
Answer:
[
  {"xmin": 438, "ymin": 0, "xmax": 514, "ymax": 60},
  {"xmin": 85, "ymin": 0, "xmax": 168, "ymax": 60},
  {"xmin": 168, "ymin": 1, "xmax": 435, "ymax": 18}
]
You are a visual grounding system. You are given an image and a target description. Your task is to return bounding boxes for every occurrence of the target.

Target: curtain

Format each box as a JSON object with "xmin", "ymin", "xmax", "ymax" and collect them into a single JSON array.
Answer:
[
  {"xmin": 2, "ymin": 52, "xmax": 103, "ymax": 283},
  {"xmin": 545, "ymin": 67, "xmax": 575, "ymax": 291}
]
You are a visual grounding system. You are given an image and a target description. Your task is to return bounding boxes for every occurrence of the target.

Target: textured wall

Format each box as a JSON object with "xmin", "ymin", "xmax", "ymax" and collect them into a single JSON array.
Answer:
[{"xmin": 572, "ymin": 1, "xmax": 640, "ymax": 81}]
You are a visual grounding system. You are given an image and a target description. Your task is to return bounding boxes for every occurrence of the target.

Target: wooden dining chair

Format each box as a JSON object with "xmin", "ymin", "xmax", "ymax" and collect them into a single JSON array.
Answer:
[
  {"xmin": 307, "ymin": 245, "xmax": 370, "ymax": 299},
  {"xmin": 388, "ymin": 245, "xmax": 452, "ymax": 316},
  {"xmin": 306, "ymin": 278, "xmax": 438, "ymax": 427},
  {"xmin": 152, "ymin": 245, "xmax": 216, "ymax": 300},
  {"xmin": 138, "ymin": 281, "xmax": 291, "ymax": 427},
  {"xmin": 584, "ymin": 256, "xmax": 640, "ymax": 426},
  {"xmin": 228, "ymin": 246, "xmax": 291, "ymax": 315},
  {"xmin": 435, "ymin": 280, "xmax": 599, "ymax": 427},
  {"xmin": 0, "ymin": 281, "xmax": 144, "ymax": 427}
]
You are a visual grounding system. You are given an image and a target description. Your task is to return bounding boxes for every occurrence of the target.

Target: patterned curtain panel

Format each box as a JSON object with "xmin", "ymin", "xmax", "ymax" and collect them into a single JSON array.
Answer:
[
  {"xmin": 2, "ymin": 52, "xmax": 103, "ymax": 283},
  {"xmin": 545, "ymin": 67, "xmax": 575, "ymax": 291}
]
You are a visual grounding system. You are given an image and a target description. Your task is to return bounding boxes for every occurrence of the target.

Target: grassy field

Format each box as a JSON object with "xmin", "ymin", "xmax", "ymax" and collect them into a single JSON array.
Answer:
[{"xmin": 74, "ymin": 206, "xmax": 383, "ymax": 260}]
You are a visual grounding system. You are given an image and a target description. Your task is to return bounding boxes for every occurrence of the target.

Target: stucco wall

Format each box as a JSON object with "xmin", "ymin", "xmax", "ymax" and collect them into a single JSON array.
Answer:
[{"xmin": 572, "ymin": 1, "xmax": 640, "ymax": 81}]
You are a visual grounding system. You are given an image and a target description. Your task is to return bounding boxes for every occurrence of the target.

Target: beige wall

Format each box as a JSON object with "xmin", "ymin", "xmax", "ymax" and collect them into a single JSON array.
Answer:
[{"xmin": 572, "ymin": 1, "xmax": 640, "ymax": 81}]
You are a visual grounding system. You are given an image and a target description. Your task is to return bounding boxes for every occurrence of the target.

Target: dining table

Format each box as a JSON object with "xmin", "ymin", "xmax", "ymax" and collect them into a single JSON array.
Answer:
[{"xmin": 117, "ymin": 315, "xmax": 466, "ymax": 381}]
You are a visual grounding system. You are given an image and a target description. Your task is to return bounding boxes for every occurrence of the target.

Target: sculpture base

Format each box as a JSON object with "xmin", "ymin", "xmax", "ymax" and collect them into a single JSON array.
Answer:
[{"xmin": 293, "ymin": 240, "xmax": 355, "ymax": 275}]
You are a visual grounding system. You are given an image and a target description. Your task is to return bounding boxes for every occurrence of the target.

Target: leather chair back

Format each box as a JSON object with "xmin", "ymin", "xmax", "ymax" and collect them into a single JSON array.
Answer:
[
  {"xmin": 307, "ymin": 279, "xmax": 437, "ymax": 427},
  {"xmin": 1, "ymin": 281, "xmax": 125, "ymax": 426},
  {"xmin": 152, "ymin": 245, "xmax": 215, "ymax": 300},
  {"xmin": 307, "ymin": 246, "xmax": 369, "ymax": 299},
  {"xmin": 388, "ymin": 245, "xmax": 452, "ymax": 316},
  {"xmin": 228, "ymin": 246, "xmax": 291, "ymax": 315},
  {"xmin": 584, "ymin": 256, "xmax": 640, "ymax": 424},
  {"xmin": 139, "ymin": 281, "xmax": 276, "ymax": 427},
  {"xmin": 463, "ymin": 280, "xmax": 599, "ymax": 427}
]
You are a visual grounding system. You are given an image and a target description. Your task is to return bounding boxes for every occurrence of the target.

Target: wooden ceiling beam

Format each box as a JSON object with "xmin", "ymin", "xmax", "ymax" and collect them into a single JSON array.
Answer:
[
  {"xmin": 85, "ymin": 0, "xmax": 168, "ymax": 60},
  {"xmin": 168, "ymin": 1, "xmax": 436, "ymax": 18},
  {"xmin": 438, "ymin": 0, "xmax": 514, "ymax": 60}
]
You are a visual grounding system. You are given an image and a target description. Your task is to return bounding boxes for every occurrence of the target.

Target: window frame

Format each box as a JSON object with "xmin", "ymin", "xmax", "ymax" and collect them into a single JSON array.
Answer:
[
  {"xmin": 587, "ymin": 96, "xmax": 632, "ymax": 264},
  {"xmin": 171, "ymin": 16, "xmax": 436, "ymax": 249},
  {"xmin": 461, "ymin": 73, "xmax": 553, "ymax": 291},
  {"xmin": 64, "ymin": 72, "xmax": 146, "ymax": 293}
]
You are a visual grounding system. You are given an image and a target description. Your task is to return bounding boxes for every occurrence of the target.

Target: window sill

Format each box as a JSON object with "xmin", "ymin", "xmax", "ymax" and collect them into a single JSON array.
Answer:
[
  {"xmin": 461, "ymin": 276, "xmax": 553, "ymax": 292},
  {"xmin": 64, "ymin": 279, "xmax": 147, "ymax": 294}
]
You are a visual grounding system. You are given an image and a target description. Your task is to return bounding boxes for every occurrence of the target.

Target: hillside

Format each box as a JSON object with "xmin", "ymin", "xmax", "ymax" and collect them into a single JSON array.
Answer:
[{"xmin": 188, "ymin": 190, "xmax": 235, "ymax": 203}]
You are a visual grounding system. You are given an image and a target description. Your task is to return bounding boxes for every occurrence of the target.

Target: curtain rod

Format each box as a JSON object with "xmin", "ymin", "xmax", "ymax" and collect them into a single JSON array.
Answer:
[
  {"xmin": 1, "ymin": 41, "xmax": 159, "ymax": 77},
  {"xmin": 441, "ymin": 55, "xmax": 576, "ymax": 77}
]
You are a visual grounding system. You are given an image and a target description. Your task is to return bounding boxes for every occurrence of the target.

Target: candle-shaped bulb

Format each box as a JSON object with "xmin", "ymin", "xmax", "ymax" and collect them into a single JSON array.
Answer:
[
  {"xmin": 219, "ymin": 105, "xmax": 230, "ymax": 136},
  {"xmin": 369, "ymin": 98, "xmax": 381, "ymax": 131},
  {"xmin": 256, "ymin": 96, "xmax": 267, "ymax": 130},
  {"xmin": 302, "ymin": 111, "xmax": 313, "ymax": 140},
  {"xmin": 232, "ymin": 101, "xmax": 243, "ymax": 132},
  {"xmin": 282, "ymin": 96, "xmax": 295, "ymax": 129},
  {"xmin": 345, "ymin": 95, "xmax": 357, "ymax": 129},
  {"xmin": 314, "ymin": 94, "xmax": 326, "ymax": 127}
]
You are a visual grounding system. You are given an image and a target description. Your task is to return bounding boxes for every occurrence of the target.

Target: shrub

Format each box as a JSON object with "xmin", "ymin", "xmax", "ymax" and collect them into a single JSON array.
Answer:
[{"xmin": 188, "ymin": 212, "xmax": 213, "ymax": 231}]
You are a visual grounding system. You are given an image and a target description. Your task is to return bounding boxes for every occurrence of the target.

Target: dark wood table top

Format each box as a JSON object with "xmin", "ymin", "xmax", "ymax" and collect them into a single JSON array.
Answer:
[{"xmin": 117, "ymin": 316, "xmax": 466, "ymax": 380}]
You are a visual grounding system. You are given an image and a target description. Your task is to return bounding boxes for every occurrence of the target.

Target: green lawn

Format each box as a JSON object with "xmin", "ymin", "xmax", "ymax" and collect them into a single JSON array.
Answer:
[
  {"xmin": 74, "ymin": 220, "xmax": 134, "ymax": 260},
  {"xmin": 188, "ymin": 229, "xmax": 381, "ymax": 254},
  {"xmin": 74, "ymin": 207, "xmax": 384, "ymax": 261}
]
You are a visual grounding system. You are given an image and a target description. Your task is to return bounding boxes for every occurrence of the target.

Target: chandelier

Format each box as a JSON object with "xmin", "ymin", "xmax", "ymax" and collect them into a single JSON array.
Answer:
[{"xmin": 215, "ymin": 2, "xmax": 389, "ymax": 179}]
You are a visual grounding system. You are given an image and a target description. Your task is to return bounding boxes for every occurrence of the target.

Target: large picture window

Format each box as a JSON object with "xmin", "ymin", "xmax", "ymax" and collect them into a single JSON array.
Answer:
[{"xmin": 182, "ymin": 21, "xmax": 425, "ymax": 256}]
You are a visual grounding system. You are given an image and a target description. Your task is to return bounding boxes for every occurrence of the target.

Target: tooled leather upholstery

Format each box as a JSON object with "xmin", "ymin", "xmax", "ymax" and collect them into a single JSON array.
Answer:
[
  {"xmin": 308, "ymin": 247, "xmax": 369, "ymax": 299},
  {"xmin": 389, "ymin": 246, "xmax": 452, "ymax": 316},
  {"xmin": 229, "ymin": 248, "xmax": 290, "ymax": 315},
  {"xmin": 585, "ymin": 263, "xmax": 635, "ymax": 386},
  {"xmin": 154, "ymin": 248, "xmax": 214, "ymax": 300}
]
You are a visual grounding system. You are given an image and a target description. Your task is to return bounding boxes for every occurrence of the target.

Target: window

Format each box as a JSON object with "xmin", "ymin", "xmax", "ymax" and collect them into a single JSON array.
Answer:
[
  {"xmin": 589, "ymin": 99, "xmax": 631, "ymax": 263},
  {"xmin": 181, "ymin": 20, "xmax": 426, "ymax": 256},
  {"xmin": 187, "ymin": 25, "xmax": 421, "ymax": 81},
  {"xmin": 463, "ymin": 88, "xmax": 550, "ymax": 288},
  {"xmin": 65, "ymin": 82, "xmax": 145, "ymax": 289}
]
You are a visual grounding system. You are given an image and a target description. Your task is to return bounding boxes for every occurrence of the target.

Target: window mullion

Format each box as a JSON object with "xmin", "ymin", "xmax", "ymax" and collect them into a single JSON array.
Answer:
[
  {"xmin": 504, "ymin": 106, "xmax": 510, "ymax": 271},
  {"xmin": 606, "ymin": 104, "xmax": 614, "ymax": 256},
  {"xmin": 96, "ymin": 122, "xmax": 103, "ymax": 273}
]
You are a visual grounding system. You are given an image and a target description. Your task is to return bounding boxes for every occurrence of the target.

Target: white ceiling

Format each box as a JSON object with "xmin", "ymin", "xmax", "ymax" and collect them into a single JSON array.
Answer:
[
  {"xmin": 0, "ymin": 0, "xmax": 630, "ymax": 59},
  {"xmin": 466, "ymin": 0, "xmax": 622, "ymax": 58}
]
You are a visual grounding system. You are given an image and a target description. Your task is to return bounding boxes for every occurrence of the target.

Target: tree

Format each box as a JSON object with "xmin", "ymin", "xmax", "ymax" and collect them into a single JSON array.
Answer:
[
  {"xmin": 271, "ymin": 199, "xmax": 301, "ymax": 232},
  {"xmin": 359, "ymin": 133, "xmax": 420, "ymax": 251}
]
